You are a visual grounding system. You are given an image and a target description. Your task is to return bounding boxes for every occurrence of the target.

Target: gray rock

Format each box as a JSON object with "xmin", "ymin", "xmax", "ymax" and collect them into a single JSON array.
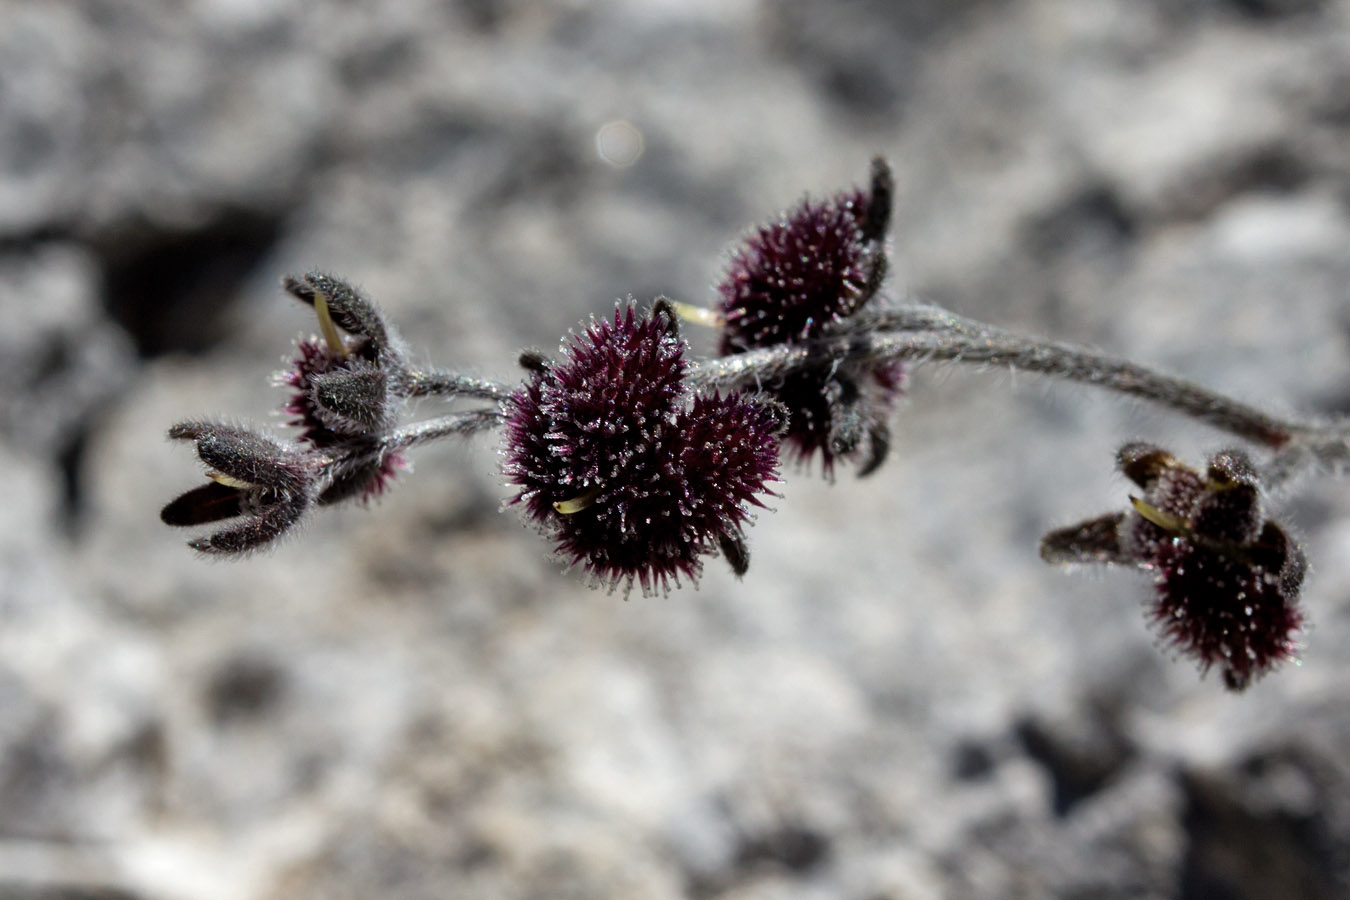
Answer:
[{"xmin": 3, "ymin": 0, "xmax": 1349, "ymax": 897}]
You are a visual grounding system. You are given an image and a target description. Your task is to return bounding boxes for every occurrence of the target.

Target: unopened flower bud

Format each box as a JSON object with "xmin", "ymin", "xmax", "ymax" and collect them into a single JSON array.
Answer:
[{"xmin": 161, "ymin": 422, "xmax": 318, "ymax": 553}]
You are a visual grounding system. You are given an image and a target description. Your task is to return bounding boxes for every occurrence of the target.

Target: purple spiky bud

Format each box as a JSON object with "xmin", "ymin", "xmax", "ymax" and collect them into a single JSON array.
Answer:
[
  {"xmin": 502, "ymin": 302, "xmax": 782, "ymax": 593},
  {"xmin": 715, "ymin": 159, "xmax": 904, "ymax": 477},
  {"xmin": 718, "ymin": 191, "xmax": 878, "ymax": 351},
  {"xmin": 717, "ymin": 159, "xmax": 892, "ymax": 353}
]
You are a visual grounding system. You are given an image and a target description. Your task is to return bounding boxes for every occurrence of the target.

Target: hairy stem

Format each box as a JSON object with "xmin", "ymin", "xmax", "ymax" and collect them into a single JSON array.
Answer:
[
  {"xmin": 694, "ymin": 304, "xmax": 1298, "ymax": 450},
  {"xmin": 392, "ymin": 302, "xmax": 1347, "ymax": 486},
  {"xmin": 388, "ymin": 408, "xmax": 507, "ymax": 449},
  {"xmin": 404, "ymin": 370, "xmax": 513, "ymax": 402}
]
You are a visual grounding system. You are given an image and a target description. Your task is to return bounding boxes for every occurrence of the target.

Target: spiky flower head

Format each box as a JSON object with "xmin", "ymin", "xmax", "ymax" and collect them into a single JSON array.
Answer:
[
  {"xmin": 502, "ymin": 302, "xmax": 782, "ymax": 593},
  {"xmin": 1041, "ymin": 443, "xmax": 1306, "ymax": 691},
  {"xmin": 715, "ymin": 158, "xmax": 903, "ymax": 477}
]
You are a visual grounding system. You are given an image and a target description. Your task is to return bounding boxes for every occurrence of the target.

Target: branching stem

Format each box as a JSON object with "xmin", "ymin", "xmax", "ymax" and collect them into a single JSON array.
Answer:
[{"xmin": 392, "ymin": 302, "xmax": 1350, "ymax": 490}]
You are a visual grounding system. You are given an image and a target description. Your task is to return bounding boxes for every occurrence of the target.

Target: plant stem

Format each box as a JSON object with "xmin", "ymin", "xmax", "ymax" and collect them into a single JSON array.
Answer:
[
  {"xmin": 389, "ymin": 408, "xmax": 506, "ymax": 449},
  {"xmin": 693, "ymin": 303, "xmax": 1298, "ymax": 450},
  {"xmin": 405, "ymin": 370, "xmax": 513, "ymax": 402},
  {"xmin": 394, "ymin": 303, "xmax": 1350, "ymax": 486}
]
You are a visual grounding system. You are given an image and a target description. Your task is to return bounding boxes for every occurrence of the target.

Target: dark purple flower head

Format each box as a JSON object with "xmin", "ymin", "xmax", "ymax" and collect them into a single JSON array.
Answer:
[
  {"xmin": 277, "ymin": 273, "xmax": 411, "ymax": 503},
  {"xmin": 718, "ymin": 189, "xmax": 878, "ymax": 352},
  {"xmin": 1042, "ymin": 443, "xmax": 1306, "ymax": 691},
  {"xmin": 715, "ymin": 158, "xmax": 903, "ymax": 478},
  {"xmin": 502, "ymin": 302, "xmax": 782, "ymax": 594}
]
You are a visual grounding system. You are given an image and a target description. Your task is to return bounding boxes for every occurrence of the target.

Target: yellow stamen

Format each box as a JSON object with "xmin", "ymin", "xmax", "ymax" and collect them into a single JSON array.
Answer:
[
  {"xmin": 208, "ymin": 472, "xmax": 255, "ymax": 490},
  {"xmin": 553, "ymin": 485, "xmax": 603, "ymax": 515},
  {"xmin": 668, "ymin": 300, "xmax": 726, "ymax": 329},
  {"xmin": 314, "ymin": 290, "xmax": 348, "ymax": 358},
  {"xmin": 1129, "ymin": 496, "xmax": 1188, "ymax": 534}
]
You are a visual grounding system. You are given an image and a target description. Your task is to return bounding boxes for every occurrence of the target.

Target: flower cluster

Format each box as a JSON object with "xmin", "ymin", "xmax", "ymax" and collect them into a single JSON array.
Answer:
[
  {"xmin": 715, "ymin": 157, "xmax": 904, "ymax": 477},
  {"xmin": 160, "ymin": 160, "xmax": 1342, "ymax": 694},
  {"xmin": 1042, "ymin": 443, "xmax": 1306, "ymax": 690},
  {"xmin": 161, "ymin": 273, "xmax": 418, "ymax": 552},
  {"xmin": 501, "ymin": 302, "xmax": 783, "ymax": 594}
]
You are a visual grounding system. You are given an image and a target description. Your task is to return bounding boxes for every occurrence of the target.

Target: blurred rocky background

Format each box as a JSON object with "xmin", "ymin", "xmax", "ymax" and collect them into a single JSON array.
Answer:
[{"xmin": 3, "ymin": 0, "xmax": 1350, "ymax": 897}]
